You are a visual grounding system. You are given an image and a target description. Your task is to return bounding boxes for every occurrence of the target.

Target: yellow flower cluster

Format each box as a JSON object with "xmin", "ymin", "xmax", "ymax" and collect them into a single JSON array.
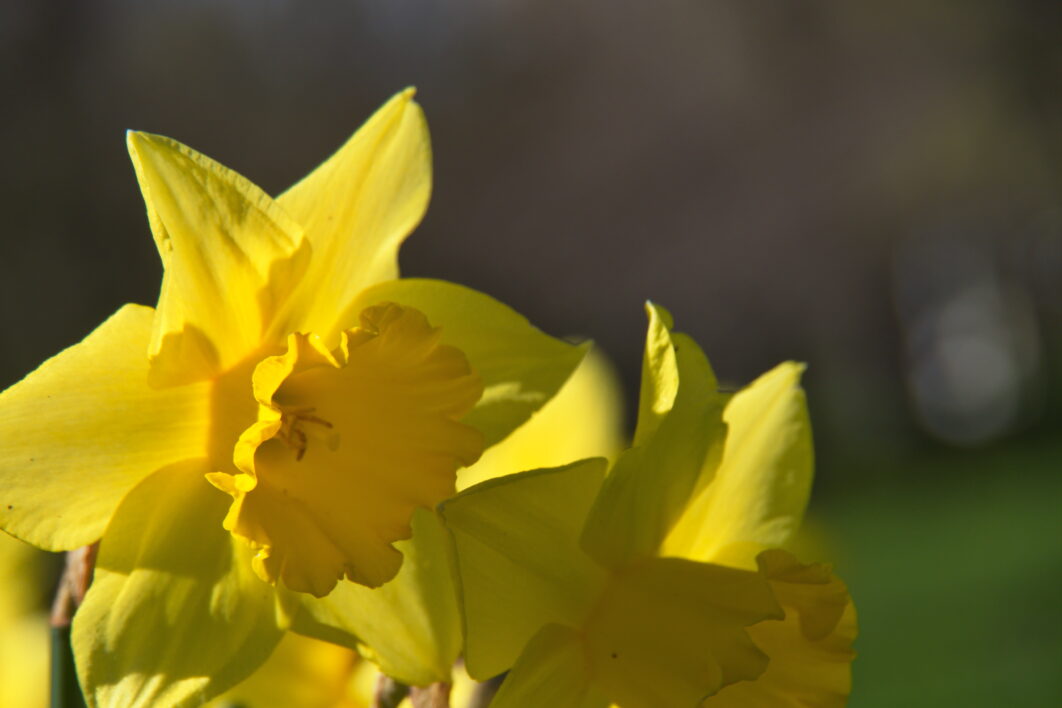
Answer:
[{"xmin": 0, "ymin": 91, "xmax": 854, "ymax": 708}]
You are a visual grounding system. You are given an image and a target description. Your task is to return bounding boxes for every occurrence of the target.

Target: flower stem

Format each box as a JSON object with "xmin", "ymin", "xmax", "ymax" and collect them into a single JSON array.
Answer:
[
  {"xmin": 50, "ymin": 624, "xmax": 85, "ymax": 708},
  {"xmin": 410, "ymin": 683, "xmax": 451, "ymax": 708},
  {"xmin": 374, "ymin": 674, "xmax": 409, "ymax": 708},
  {"xmin": 49, "ymin": 544, "xmax": 97, "ymax": 708}
]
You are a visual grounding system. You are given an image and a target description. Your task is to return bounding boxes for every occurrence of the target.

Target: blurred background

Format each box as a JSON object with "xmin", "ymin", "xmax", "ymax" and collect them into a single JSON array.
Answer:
[{"xmin": 1, "ymin": 1, "xmax": 1061, "ymax": 705}]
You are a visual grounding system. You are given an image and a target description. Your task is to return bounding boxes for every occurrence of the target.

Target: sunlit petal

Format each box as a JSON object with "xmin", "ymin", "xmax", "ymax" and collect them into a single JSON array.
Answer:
[
  {"xmin": 347, "ymin": 278, "xmax": 588, "ymax": 448},
  {"xmin": 459, "ymin": 346, "xmax": 625, "ymax": 490},
  {"xmin": 127, "ymin": 131, "xmax": 309, "ymax": 385},
  {"xmin": 581, "ymin": 317, "xmax": 726, "ymax": 568},
  {"xmin": 664, "ymin": 362, "xmax": 813, "ymax": 568},
  {"xmin": 211, "ymin": 303, "xmax": 483, "ymax": 595},
  {"xmin": 633, "ymin": 302, "xmax": 680, "ymax": 445},
  {"xmin": 278, "ymin": 88, "xmax": 431, "ymax": 339},
  {"xmin": 0, "ymin": 305, "xmax": 209, "ymax": 551}
]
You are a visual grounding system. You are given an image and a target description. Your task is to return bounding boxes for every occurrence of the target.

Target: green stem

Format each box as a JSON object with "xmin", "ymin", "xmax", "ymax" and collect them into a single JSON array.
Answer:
[
  {"xmin": 374, "ymin": 674, "xmax": 410, "ymax": 708},
  {"xmin": 49, "ymin": 545, "xmax": 96, "ymax": 708},
  {"xmin": 50, "ymin": 624, "xmax": 86, "ymax": 708}
]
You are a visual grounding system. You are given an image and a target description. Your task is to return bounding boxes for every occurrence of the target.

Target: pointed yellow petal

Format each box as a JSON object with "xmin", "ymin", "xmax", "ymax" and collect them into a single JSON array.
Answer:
[
  {"xmin": 278, "ymin": 89, "xmax": 431, "ymax": 338},
  {"xmin": 440, "ymin": 459, "xmax": 608, "ymax": 681},
  {"xmin": 490, "ymin": 624, "xmax": 610, "ymax": 708},
  {"xmin": 583, "ymin": 557, "xmax": 781, "ymax": 708},
  {"xmin": 213, "ymin": 304, "xmax": 483, "ymax": 596},
  {"xmin": 580, "ymin": 320, "xmax": 726, "ymax": 568},
  {"xmin": 127, "ymin": 131, "xmax": 309, "ymax": 384},
  {"xmin": 633, "ymin": 302, "xmax": 679, "ymax": 445},
  {"xmin": 458, "ymin": 346, "xmax": 625, "ymax": 490},
  {"xmin": 349, "ymin": 278, "xmax": 588, "ymax": 448},
  {"xmin": 293, "ymin": 508, "xmax": 461, "ymax": 686},
  {"xmin": 73, "ymin": 462, "xmax": 283, "ymax": 708},
  {"xmin": 707, "ymin": 550, "xmax": 856, "ymax": 707},
  {"xmin": 0, "ymin": 305, "xmax": 210, "ymax": 551},
  {"xmin": 663, "ymin": 362, "xmax": 813, "ymax": 568}
]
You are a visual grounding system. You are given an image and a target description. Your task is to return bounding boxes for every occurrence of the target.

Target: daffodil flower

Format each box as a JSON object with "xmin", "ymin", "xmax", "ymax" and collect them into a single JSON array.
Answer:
[
  {"xmin": 0, "ymin": 89, "xmax": 585, "ymax": 707},
  {"xmin": 291, "ymin": 348, "xmax": 626, "ymax": 687},
  {"xmin": 441, "ymin": 304, "xmax": 857, "ymax": 707}
]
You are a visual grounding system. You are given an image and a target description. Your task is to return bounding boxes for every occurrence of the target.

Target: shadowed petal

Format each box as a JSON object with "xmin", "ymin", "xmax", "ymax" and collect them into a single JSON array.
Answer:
[
  {"xmin": 490, "ymin": 624, "xmax": 610, "ymax": 708},
  {"xmin": 73, "ymin": 461, "xmax": 283, "ymax": 708},
  {"xmin": 292, "ymin": 508, "xmax": 461, "ymax": 686},
  {"xmin": 581, "ymin": 313, "xmax": 726, "ymax": 568},
  {"xmin": 207, "ymin": 631, "xmax": 358, "ymax": 708},
  {"xmin": 583, "ymin": 557, "xmax": 781, "ymax": 708},
  {"xmin": 441, "ymin": 459, "xmax": 608, "ymax": 681},
  {"xmin": 706, "ymin": 550, "xmax": 856, "ymax": 707}
]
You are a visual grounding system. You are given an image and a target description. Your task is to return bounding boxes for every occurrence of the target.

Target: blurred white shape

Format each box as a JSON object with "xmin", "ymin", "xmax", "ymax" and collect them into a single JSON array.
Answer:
[{"xmin": 895, "ymin": 231, "xmax": 1043, "ymax": 445}]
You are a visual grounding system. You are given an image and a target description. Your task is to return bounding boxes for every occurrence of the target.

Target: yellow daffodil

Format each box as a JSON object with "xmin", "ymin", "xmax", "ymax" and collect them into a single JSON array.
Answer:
[
  {"xmin": 290, "ymin": 348, "xmax": 626, "ymax": 687},
  {"xmin": 0, "ymin": 89, "xmax": 585, "ymax": 708},
  {"xmin": 441, "ymin": 304, "xmax": 856, "ymax": 707},
  {"xmin": 205, "ymin": 350, "xmax": 625, "ymax": 706}
]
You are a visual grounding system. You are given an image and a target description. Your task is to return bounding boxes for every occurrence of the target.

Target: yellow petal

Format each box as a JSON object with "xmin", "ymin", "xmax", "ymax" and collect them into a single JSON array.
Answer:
[
  {"xmin": 663, "ymin": 362, "xmax": 813, "ymax": 568},
  {"xmin": 127, "ymin": 131, "xmax": 309, "ymax": 385},
  {"xmin": 581, "ymin": 320, "xmax": 726, "ymax": 568},
  {"xmin": 73, "ymin": 462, "xmax": 283, "ymax": 708},
  {"xmin": 0, "ymin": 613, "xmax": 48, "ymax": 708},
  {"xmin": 583, "ymin": 557, "xmax": 781, "ymax": 708},
  {"xmin": 348, "ymin": 278, "xmax": 588, "ymax": 448},
  {"xmin": 293, "ymin": 508, "xmax": 460, "ymax": 686},
  {"xmin": 633, "ymin": 302, "xmax": 679, "ymax": 445},
  {"xmin": 212, "ymin": 304, "xmax": 483, "ymax": 596},
  {"xmin": 490, "ymin": 624, "xmax": 610, "ymax": 708},
  {"xmin": 278, "ymin": 89, "xmax": 431, "ymax": 338},
  {"xmin": 458, "ymin": 346, "xmax": 626, "ymax": 490},
  {"xmin": 0, "ymin": 533, "xmax": 49, "ymax": 708},
  {"xmin": 440, "ymin": 459, "xmax": 608, "ymax": 681},
  {"xmin": 0, "ymin": 305, "xmax": 210, "ymax": 551},
  {"xmin": 707, "ymin": 550, "xmax": 857, "ymax": 707},
  {"xmin": 0, "ymin": 529, "xmax": 49, "ymax": 621},
  {"xmin": 208, "ymin": 631, "xmax": 358, "ymax": 708}
]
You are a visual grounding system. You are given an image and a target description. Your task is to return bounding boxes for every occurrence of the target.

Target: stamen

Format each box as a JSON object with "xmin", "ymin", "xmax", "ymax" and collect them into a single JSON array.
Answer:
[{"xmin": 276, "ymin": 406, "xmax": 336, "ymax": 461}]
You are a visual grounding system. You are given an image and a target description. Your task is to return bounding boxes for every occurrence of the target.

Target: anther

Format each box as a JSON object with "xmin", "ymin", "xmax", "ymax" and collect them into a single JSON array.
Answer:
[{"xmin": 277, "ymin": 407, "xmax": 336, "ymax": 461}]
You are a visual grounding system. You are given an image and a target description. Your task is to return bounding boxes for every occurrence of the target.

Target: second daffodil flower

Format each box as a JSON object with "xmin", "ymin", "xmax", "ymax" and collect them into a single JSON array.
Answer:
[
  {"xmin": 441, "ymin": 304, "xmax": 857, "ymax": 707},
  {"xmin": 0, "ymin": 90, "xmax": 585, "ymax": 707}
]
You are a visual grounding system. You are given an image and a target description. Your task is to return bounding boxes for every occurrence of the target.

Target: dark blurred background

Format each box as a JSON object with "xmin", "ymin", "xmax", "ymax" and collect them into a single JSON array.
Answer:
[{"xmin": 2, "ymin": 1, "xmax": 1060, "ymax": 705}]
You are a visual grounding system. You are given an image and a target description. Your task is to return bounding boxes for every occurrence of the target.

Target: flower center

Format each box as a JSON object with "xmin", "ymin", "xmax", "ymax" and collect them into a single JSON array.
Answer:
[
  {"xmin": 275, "ymin": 407, "xmax": 336, "ymax": 461},
  {"xmin": 206, "ymin": 302, "xmax": 484, "ymax": 597}
]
